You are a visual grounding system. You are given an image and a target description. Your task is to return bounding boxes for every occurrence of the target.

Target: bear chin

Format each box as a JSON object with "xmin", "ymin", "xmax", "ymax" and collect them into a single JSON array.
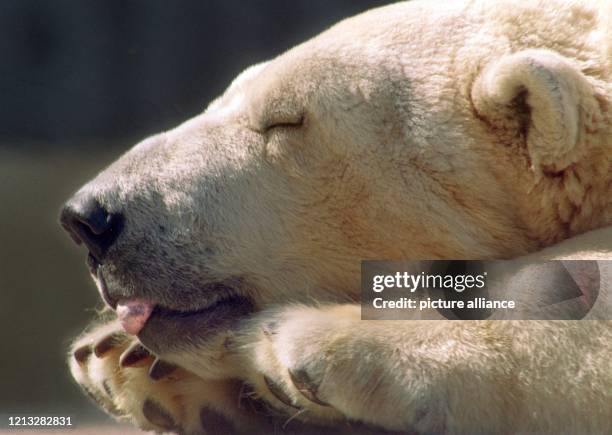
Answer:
[{"xmin": 136, "ymin": 294, "xmax": 254, "ymax": 354}]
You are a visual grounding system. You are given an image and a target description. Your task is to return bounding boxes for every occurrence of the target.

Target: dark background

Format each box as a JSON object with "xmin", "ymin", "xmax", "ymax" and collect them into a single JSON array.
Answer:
[{"xmin": 0, "ymin": 0, "xmax": 390, "ymax": 429}]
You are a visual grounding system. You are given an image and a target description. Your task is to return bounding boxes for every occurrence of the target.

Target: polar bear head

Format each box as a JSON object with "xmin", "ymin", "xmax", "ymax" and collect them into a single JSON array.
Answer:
[{"xmin": 60, "ymin": 0, "xmax": 611, "ymax": 353}]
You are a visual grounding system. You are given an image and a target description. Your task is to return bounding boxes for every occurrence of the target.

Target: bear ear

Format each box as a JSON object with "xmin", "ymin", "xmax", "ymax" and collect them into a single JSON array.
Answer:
[{"xmin": 471, "ymin": 49, "xmax": 594, "ymax": 175}]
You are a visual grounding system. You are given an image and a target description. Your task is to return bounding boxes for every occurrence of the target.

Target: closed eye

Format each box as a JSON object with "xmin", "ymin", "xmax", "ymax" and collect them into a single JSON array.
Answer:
[{"xmin": 263, "ymin": 115, "xmax": 305, "ymax": 133}]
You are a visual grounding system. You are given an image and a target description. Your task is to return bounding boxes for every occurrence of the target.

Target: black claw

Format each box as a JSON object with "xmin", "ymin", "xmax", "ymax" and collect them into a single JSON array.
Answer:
[
  {"xmin": 93, "ymin": 332, "xmax": 126, "ymax": 358},
  {"xmin": 73, "ymin": 345, "xmax": 92, "ymax": 364},
  {"xmin": 142, "ymin": 398, "xmax": 176, "ymax": 431},
  {"xmin": 238, "ymin": 383, "xmax": 274, "ymax": 416},
  {"xmin": 199, "ymin": 407, "xmax": 235, "ymax": 435},
  {"xmin": 148, "ymin": 358, "xmax": 177, "ymax": 381},
  {"xmin": 288, "ymin": 368, "xmax": 330, "ymax": 407},
  {"xmin": 119, "ymin": 342, "xmax": 151, "ymax": 368},
  {"xmin": 263, "ymin": 376, "xmax": 300, "ymax": 409},
  {"xmin": 102, "ymin": 380, "xmax": 113, "ymax": 398}
]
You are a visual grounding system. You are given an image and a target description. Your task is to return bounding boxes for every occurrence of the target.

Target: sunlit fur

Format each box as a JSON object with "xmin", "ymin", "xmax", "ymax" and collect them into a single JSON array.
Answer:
[{"xmin": 69, "ymin": 1, "xmax": 611, "ymax": 433}]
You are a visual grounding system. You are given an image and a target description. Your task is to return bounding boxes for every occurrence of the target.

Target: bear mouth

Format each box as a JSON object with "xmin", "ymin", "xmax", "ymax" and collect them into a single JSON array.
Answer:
[
  {"xmin": 136, "ymin": 294, "xmax": 254, "ymax": 354},
  {"xmin": 87, "ymin": 253, "xmax": 255, "ymax": 353}
]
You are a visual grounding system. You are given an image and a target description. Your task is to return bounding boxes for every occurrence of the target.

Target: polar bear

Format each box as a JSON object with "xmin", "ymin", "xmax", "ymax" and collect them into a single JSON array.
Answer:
[{"xmin": 60, "ymin": 0, "xmax": 612, "ymax": 433}]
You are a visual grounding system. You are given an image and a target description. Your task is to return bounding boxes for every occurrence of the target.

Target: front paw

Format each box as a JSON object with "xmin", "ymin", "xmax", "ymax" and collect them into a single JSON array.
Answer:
[
  {"xmin": 243, "ymin": 305, "xmax": 461, "ymax": 434},
  {"xmin": 245, "ymin": 305, "xmax": 370, "ymax": 424},
  {"xmin": 69, "ymin": 320, "xmax": 260, "ymax": 434}
]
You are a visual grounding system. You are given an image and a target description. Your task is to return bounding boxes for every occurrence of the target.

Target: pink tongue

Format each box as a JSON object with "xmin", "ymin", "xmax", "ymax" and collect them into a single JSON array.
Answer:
[{"xmin": 116, "ymin": 299, "xmax": 155, "ymax": 335}]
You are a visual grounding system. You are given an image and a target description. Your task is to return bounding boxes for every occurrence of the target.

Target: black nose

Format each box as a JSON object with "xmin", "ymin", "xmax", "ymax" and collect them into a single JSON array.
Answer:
[{"xmin": 59, "ymin": 195, "xmax": 123, "ymax": 262}]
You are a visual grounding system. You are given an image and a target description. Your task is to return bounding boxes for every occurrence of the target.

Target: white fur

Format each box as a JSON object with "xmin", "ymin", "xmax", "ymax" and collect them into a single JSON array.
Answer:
[{"xmin": 68, "ymin": 1, "xmax": 612, "ymax": 433}]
